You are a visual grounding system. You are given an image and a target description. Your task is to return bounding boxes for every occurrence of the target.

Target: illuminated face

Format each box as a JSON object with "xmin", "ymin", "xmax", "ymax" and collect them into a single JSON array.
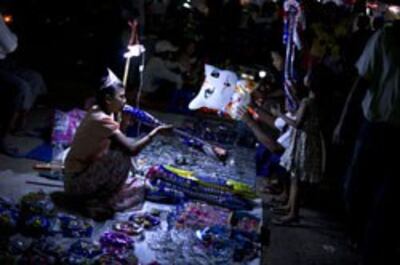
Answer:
[{"xmin": 109, "ymin": 88, "xmax": 127, "ymax": 113}]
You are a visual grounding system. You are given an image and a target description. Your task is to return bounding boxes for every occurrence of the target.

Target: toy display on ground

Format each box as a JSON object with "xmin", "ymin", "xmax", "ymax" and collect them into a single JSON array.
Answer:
[{"xmin": 0, "ymin": 118, "xmax": 262, "ymax": 264}]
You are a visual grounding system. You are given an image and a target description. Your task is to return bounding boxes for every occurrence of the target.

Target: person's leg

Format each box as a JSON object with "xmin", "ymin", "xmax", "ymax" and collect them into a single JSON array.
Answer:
[
  {"xmin": 15, "ymin": 68, "xmax": 47, "ymax": 97},
  {"xmin": 0, "ymin": 74, "xmax": 26, "ymax": 155},
  {"xmin": 360, "ymin": 124, "xmax": 400, "ymax": 265},
  {"xmin": 272, "ymin": 174, "xmax": 295, "ymax": 213},
  {"xmin": 111, "ymin": 176, "xmax": 146, "ymax": 211},
  {"xmin": 271, "ymin": 172, "xmax": 290, "ymax": 203},
  {"xmin": 361, "ymin": 178, "xmax": 396, "ymax": 265},
  {"xmin": 256, "ymin": 144, "xmax": 275, "ymax": 194},
  {"xmin": 63, "ymin": 149, "xmax": 133, "ymax": 220},
  {"xmin": 343, "ymin": 121, "xmax": 378, "ymax": 246},
  {"xmin": 15, "ymin": 69, "xmax": 47, "ymax": 130},
  {"xmin": 280, "ymin": 175, "xmax": 299, "ymax": 220},
  {"xmin": 0, "ymin": 71, "xmax": 32, "ymax": 133}
]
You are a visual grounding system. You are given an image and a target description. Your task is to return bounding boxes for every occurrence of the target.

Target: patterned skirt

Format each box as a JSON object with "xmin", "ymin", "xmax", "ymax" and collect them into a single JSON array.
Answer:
[
  {"xmin": 280, "ymin": 129, "xmax": 325, "ymax": 184},
  {"xmin": 64, "ymin": 149, "xmax": 133, "ymax": 205}
]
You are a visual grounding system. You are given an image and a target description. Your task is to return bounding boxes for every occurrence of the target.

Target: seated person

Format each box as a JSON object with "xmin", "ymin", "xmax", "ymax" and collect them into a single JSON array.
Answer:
[
  {"xmin": 63, "ymin": 70, "xmax": 171, "ymax": 220},
  {"xmin": 167, "ymin": 39, "xmax": 202, "ymax": 113},
  {"xmin": 0, "ymin": 13, "xmax": 47, "ymax": 155},
  {"xmin": 141, "ymin": 40, "xmax": 182, "ymax": 108}
]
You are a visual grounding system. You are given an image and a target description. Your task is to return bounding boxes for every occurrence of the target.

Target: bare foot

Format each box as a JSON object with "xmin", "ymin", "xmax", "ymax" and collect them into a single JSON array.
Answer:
[
  {"xmin": 110, "ymin": 178, "xmax": 145, "ymax": 211},
  {"xmin": 113, "ymin": 195, "xmax": 144, "ymax": 211}
]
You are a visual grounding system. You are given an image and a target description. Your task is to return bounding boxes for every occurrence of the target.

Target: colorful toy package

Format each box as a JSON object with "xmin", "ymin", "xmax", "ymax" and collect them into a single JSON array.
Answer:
[
  {"xmin": 150, "ymin": 165, "xmax": 256, "ymax": 199},
  {"xmin": 230, "ymin": 211, "xmax": 261, "ymax": 242},
  {"xmin": 175, "ymin": 202, "xmax": 231, "ymax": 230},
  {"xmin": 146, "ymin": 166, "xmax": 254, "ymax": 210},
  {"xmin": 52, "ymin": 108, "xmax": 86, "ymax": 146}
]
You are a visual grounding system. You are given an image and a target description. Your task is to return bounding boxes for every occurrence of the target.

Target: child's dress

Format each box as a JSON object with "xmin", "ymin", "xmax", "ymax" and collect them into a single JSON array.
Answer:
[{"xmin": 280, "ymin": 97, "xmax": 325, "ymax": 183}]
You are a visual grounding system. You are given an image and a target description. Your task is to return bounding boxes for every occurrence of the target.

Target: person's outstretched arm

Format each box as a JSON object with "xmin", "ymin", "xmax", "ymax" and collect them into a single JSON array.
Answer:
[
  {"xmin": 241, "ymin": 112, "xmax": 283, "ymax": 153},
  {"xmin": 255, "ymin": 106, "xmax": 279, "ymax": 130},
  {"xmin": 111, "ymin": 124, "xmax": 172, "ymax": 156},
  {"xmin": 271, "ymin": 99, "xmax": 307, "ymax": 129}
]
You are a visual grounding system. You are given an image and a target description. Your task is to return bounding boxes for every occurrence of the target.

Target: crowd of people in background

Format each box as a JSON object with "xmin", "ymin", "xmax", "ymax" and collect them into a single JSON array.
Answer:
[{"xmin": 1, "ymin": 1, "xmax": 399, "ymax": 264}]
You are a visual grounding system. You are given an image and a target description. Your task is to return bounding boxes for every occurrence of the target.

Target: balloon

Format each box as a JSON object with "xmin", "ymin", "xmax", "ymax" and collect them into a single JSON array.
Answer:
[
  {"xmin": 189, "ymin": 64, "xmax": 237, "ymax": 111},
  {"xmin": 189, "ymin": 65, "xmax": 259, "ymax": 120}
]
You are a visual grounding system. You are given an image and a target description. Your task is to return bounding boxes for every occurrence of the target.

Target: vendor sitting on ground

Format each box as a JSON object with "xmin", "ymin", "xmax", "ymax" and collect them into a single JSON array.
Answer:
[{"xmin": 63, "ymin": 69, "xmax": 172, "ymax": 220}]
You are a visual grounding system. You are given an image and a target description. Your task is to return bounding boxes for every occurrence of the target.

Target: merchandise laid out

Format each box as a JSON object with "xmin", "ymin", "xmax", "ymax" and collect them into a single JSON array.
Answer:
[{"xmin": 1, "ymin": 120, "xmax": 261, "ymax": 264}]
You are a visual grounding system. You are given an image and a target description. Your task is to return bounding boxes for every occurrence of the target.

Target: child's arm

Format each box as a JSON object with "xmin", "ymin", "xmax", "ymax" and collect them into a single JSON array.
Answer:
[{"xmin": 272, "ymin": 99, "xmax": 308, "ymax": 129}]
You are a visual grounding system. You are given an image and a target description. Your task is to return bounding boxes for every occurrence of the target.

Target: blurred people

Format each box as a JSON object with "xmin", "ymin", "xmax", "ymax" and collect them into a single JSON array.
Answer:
[
  {"xmin": 0, "ymin": 13, "xmax": 46, "ymax": 156},
  {"xmin": 372, "ymin": 16, "xmax": 384, "ymax": 31},
  {"xmin": 147, "ymin": 0, "xmax": 170, "ymax": 34},
  {"xmin": 141, "ymin": 40, "xmax": 182, "ymax": 108},
  {"xmin": 334, "ymin": 9, "xmax": 400, "ymax": 265},
  {"xmin": 168, "ymin": 39, "xmax": 202, "ymax": 113},
  {"xmin": 347, "ymin": 14, "xmax": 373, "ymax": 66}
]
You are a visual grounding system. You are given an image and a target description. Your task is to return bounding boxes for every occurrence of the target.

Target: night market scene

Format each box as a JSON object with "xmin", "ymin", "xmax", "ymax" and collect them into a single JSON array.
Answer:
[{"xmin": 0, "ymin": 0, "xmax": 400, "ymax": 264}]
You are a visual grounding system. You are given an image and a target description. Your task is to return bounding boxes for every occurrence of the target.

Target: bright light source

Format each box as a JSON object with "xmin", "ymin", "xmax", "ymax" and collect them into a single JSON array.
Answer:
[
  {"xmin": 183, "ymin": 3, "xmax": 191, "ymax": 9},
  {"xmin": 3, "ymin": 14, "xmax": 13, "ymax": 24},
  {"xmin": 241, "ymin": 73, "xmax": 255, "ymax": 80},
  {"xmin": 258, "ymin": 70, "xmax": 267, "ymax": 79},
  {"xmin": 124, "ymin": 44, "xmax": 146, "ymax": 58},
  {"xmin": 388, "ymin": 5, "xmax": 400, "ymax": 15}
]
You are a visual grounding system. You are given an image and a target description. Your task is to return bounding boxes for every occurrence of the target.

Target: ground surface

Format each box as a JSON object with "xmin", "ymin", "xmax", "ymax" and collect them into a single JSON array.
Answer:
[{"xmin": 0, "ymin": 107, "xmax": 359, "ymax": 265}]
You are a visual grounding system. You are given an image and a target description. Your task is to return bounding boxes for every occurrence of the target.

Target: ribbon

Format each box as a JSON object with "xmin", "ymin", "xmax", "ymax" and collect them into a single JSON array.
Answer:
[{"xmin": 283, "ymin": 0, "xmax": 306, "ymax": 112}]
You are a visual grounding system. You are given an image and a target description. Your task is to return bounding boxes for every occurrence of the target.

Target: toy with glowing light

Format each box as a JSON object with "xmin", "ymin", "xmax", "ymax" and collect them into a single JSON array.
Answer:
[{"xmin": 188, "ymin": 64, "xmax": 259, "ymax": 120}]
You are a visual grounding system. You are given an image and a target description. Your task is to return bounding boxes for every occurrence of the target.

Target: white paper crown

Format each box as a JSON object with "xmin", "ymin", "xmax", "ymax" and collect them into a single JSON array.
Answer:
[{"xmin": 101, "ymin": 68, "xmax": 122, "ymax": 89}]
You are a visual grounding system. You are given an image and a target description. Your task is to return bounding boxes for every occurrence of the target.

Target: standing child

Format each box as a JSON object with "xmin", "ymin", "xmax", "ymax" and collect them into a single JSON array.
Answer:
[{"xmin": 272, "ymin": 87, "xmax": 325, "ymax": 224}]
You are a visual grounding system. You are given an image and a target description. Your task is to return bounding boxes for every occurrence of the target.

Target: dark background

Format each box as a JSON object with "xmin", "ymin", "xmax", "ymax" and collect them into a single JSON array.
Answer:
[{"xmin": 1, "ymin": 0, "xmax": 130, "ymax": 108}]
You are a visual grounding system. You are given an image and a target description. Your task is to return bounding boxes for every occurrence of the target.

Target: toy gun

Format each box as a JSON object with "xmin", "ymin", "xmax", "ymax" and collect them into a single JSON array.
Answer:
[{"xmin": 123, "ymin": 105, "xmax": 228, "ymax": 161}]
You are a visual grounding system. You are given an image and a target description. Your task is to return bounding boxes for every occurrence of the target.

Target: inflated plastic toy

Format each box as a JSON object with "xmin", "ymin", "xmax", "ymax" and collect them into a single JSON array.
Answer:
[
  {"xmin": 224, "ymin": 79, "xmax": 258, "ymax": 120},
  {"xmin": 189, "ymin": 64, "xmax": 238, "ymax": 111},
  {"xmin": 189, "ymin": 65, "xmax": 258, "ymax": 120}
]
